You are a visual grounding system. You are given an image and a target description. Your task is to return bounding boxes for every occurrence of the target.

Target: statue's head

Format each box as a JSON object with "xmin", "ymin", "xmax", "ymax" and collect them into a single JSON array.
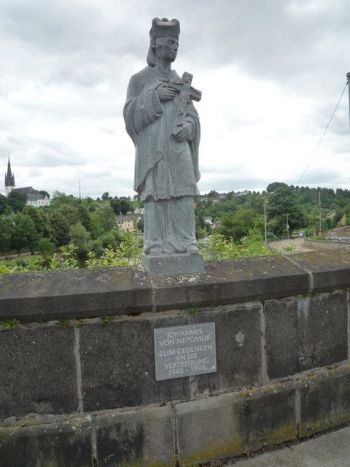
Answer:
[{"xmin": 147, "ymin": 17, "xmax": 180, "ymax": 67}]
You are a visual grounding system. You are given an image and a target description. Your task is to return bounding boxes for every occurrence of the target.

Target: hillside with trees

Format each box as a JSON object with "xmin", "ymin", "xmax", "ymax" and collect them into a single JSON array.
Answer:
[
  {"xmin": 1, "ymin": 182, "xmax": 350, "ymax": 273},
  {"xmin": 196, "ymin": 183, "xmax": 350, "ymax": 242}
]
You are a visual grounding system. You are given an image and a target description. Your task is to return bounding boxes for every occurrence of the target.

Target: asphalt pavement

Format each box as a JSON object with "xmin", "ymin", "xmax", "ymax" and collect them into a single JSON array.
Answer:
[{"xmin": 229, "ymin": 425, "xmax": 350, "ymax": 466}]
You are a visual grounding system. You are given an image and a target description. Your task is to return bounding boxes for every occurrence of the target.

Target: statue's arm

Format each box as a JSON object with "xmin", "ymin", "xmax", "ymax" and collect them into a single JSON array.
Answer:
[{"xmin": 123, "ymin": 74, "xmax": 163, "ymax": 140}]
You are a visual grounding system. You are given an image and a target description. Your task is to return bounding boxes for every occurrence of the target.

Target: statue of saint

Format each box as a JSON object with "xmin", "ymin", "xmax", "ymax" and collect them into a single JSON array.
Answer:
[{"xmin": 124, "ymin": 18, "xmax": 202, "ymax": 258}]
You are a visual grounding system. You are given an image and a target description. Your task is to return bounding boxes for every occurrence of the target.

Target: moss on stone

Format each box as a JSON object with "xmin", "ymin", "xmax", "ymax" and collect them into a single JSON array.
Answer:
[{"xmin": 300, "ymin": 410, "xmax": 350, "ymax": 438}]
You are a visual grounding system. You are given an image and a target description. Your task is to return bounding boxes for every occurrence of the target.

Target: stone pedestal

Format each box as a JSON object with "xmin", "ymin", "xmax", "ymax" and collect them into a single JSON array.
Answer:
[{"xmin": 143, "ymin": 253, "xmax": 204, "ymax": 277}]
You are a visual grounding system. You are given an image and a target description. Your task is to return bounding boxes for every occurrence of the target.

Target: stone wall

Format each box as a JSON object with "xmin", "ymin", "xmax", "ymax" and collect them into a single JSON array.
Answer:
[{"xmin": 1, "ymin": 249, "xmax": 350, "ymax": 466}]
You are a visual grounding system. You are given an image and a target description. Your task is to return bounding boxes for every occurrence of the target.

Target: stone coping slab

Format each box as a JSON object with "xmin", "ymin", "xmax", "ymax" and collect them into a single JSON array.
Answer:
[{"xmin": 1, "ymin": 249, "xmax": 350, "ymax": 322}]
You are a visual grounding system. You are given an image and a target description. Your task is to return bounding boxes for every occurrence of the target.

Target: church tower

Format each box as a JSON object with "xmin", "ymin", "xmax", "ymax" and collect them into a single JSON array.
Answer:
[{"xmin": 5, "ymin": 158, "xmax": 15, "ymax": 195}]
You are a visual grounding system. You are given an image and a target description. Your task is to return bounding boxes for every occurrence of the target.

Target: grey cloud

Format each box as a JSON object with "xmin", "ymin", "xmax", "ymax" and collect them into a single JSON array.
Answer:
[
  {"xmin": 1, "ymin": 0, "xmax": 350, "ymax": 197},
  {"xmin": 294, "ymin": 167, "xmax": 344, "ymax": 187},
  {"xmin": 199, "ymin": 172, "xmax": 267, "ymax": 193}
]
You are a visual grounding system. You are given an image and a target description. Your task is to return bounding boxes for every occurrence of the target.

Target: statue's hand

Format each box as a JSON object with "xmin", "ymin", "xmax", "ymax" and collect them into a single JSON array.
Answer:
[
  {"xmin": 157, "ymin": 83, "xmax": 177, "ymax": 102},
  {"xmin": 172, "ymin": 122, "xmax": 192, "ymax": 143}
]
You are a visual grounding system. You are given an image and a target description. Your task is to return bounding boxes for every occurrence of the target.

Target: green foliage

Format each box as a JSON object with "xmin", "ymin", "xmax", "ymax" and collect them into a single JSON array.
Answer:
[
  {"xmin": 49, "ymin": 245, "xmax": 79, "ymax": 270},
  {"xmin": 110, "ymin": 196, "xmax": 134, "ymax": 215},
  {"xmin": 3, "ymin": 181, "xmax": 350, "ymax": 275},
  {"xmin": 101, "ymin": 192, "xmax": 110, "ymax": 201},
  {"xmin": 58, "ymin": 319, "xmax": 71, "ymax": 328},
  {"xmin": 219, "ymin": 208, "xmax": 257, "ymax": 241},
  {"xmin": 11, "ymin": 213, "xmax": 38, "ymax": 255},
  {"xmin": 38, "ymin": 238, "xmax": 55, "ymax": 266},
  {"xmin": 101, "ymin": 315, "xmax": 113, "ymax": 325},
  {"xmin": 266, "ymin": 182, "xmax": 288, "ymax": 193},
  {"xmin": 90, "ymin": 204, "xmax": 116, "ymax": 237},
  {"xmin": 7, "ymin": 191, "xmax": 27, "ymax": 212},
  {"xmin": 186, "ymin": 306, "xmax": 198, "ymax": 315},
  {"xmin": 267, "ymin": 186, "xmax": 305, "ymax": 236},
  {"xmin": 86, "ymin": 233, "xmax": 142, "ymax": 268},
  {"xmin": 0, "ymin": 319, "xmax": 21, "ymax": 329},
  {"xmin": 200, "ymin": 232, "xmax": 276, "ymax": 261},
  {"xmin": 0, "ymin": 215, "xmax": 13, "ymax": 253},
  {"xmin": 0, "ymin": 194, "xmax": 9, "ymax": 214},
  {"xmin": 49, "ymin": 211, "xmax": 70, "ymax": 247},
  {"xmin": 69, "ymin": 222, "xmax": 91, "ymax": 259},
  {"xmin": 0, "ymin": 255, "xmax": 45, "ymax": 273},
  {"xmin": 88, "ymin": 238, "xmax": 104, "ymax": 257}
]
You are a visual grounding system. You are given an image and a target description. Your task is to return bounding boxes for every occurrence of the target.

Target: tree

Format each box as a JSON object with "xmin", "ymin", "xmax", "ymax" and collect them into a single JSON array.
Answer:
[
  {"xmin": 266, "ymin": 182, "xmax": 288, "ymax": 193},
  {"xmin": 111, "ymin": 197, "xmax": 121, "ymax": 215},
  {"xmin": 102, "ymin": 192, "xmax": 111, "ymax": 202},
  {"xmin": 120, "ymin": 197, "xmax": 133, "ymax": 215},
  {"xmin": 267, "ymin": 186, "xmax": 305, "ymax": 236},
  {"xmin": 49, "ymin": 212, "xmax": 70, "ymax": 247},
  {"xmin": 50, "ymin": 192, "xmax": 79, "ymax": 210},
  {"xmin": 69, "ymin": 223, "xmax": 90, "ymax": 259},
  {"xmin": 22, "ymin": 205, "xmax": 53, "ymax": 239},
  {"xmin": 39, "ymin": 190, "xmax": 50, "ymax": 199},
  {"xmin": 0, "ymin": 216, "xmax": 13, "ymax": 253},
  {"xmin": 11, "ymin": 213, "xmax": 38, "ymax": 255},
  {"xmin": 38, "ymin": 238, "xmax": 55, "ymax": 266},
  {"xmin": 90, "ymin": 205, "xmax": 116, "ymax": 236},
  {"xmin": 0, "ymin": 194, "xmax": 8, "ymax": 214},
  {"xmin": 219, "ymin": 208, "xmax": 257, "ymax": 241},
  {"xmin": 7, "ymin": 191, "xmax": 27, "ymax": 212},
  {"xmin": 57, "ymin": 205, "xmax": 80, "ymax": 226},
  {"xmin": 78, "ymin": 204, "xmax": 93, "ymax": 233}
]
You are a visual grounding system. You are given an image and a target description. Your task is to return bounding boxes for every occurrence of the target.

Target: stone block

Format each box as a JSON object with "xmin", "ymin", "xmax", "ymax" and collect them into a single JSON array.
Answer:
[
  {"xmin": 287, "ymin": 249, "xmax": 350, "ymax": 292},
  {"xmin": 299, "ymin": 364, "xmax": 350, "ymax": 437},
  {"xmin": 0, "ymin": 415, "xmax": 92, "ymax": 467},
  {"xmin": 265, "ymin": 291, "xmax": 347, "ymax": 379},
  {"xmin": 143, "ymin": 252, "xmax": 204, "ymax": 276},
  {"xmin": 176, "ymin": 383, "xmax": 296, "ymax": 464},
  {"xmin": 187, "ymin": 303, "xmax": 262, "ymax": 396},
  {"xmin": 95, "ymin": 404, "xmax": 174, "ymax": 465},
  {"xmin": 79, "ymin": 313, "xmax": 190, "ymax": 411},
  {"xmin": 0, "ymin": 326, "xmax": 77, "ymax": 420},
  {"xmin": 153, "ymin": 255, "xmax": 309, "ymax": 312},
  {"xmin": 0, "ymin": 267, "xmax": 153, "ymax": 322}
]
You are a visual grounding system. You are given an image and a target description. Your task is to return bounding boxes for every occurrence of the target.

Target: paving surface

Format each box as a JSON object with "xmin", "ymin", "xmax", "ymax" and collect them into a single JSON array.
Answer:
[
  {"xmin": 229, "ymin": 425, "xmax": 350, "ymax": 466},
  {"xmin": 269, "ymin": 238, "xmax": 315, "ymax": 253}
]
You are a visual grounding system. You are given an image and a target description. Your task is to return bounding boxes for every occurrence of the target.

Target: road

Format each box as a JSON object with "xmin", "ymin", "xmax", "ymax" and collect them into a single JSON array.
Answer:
[
  {"xmin": 228, "ymin": 425, "xmax": 350, "ymax": 466},
  {"xmin": 269, "ymin": 238, "xmax": 315, "ymax": 253}
]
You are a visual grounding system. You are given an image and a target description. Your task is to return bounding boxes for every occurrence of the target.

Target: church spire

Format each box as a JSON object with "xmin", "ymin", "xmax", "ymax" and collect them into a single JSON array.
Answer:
[{"xmin": 5, "ymin": 157, "xmax": 15, "ymax": 194}]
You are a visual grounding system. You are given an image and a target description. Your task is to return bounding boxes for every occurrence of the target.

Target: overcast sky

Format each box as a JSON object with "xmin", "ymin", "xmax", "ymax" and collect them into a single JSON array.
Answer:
[{"xmin": 1, "ymin": 0, "xmax": 350, "ymax": 198}]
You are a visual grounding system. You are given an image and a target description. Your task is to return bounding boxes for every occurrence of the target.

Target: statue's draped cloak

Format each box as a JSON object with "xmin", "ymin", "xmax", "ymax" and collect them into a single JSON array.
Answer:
[{"xmin": 123, "ymin": 66, "xmax": 200, "ymax": 201}]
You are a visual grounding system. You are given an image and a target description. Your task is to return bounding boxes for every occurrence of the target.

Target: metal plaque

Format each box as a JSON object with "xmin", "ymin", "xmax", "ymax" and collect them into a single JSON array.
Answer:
[{"xmin": 154, "ymin": 323, "xmax": 216, "ymax": 381}]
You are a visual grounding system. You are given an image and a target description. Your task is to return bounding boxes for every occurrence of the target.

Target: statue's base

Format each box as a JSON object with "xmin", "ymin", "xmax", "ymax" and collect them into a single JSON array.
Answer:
[{"xmin": 143, "ymin": 253, "xmax": 204, "ymax": 277}]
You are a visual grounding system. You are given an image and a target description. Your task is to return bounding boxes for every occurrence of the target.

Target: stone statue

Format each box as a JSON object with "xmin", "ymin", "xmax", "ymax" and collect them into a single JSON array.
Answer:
[{"xmin": 124, "ymin": 18, "xmax": 203, "ymax": 275}]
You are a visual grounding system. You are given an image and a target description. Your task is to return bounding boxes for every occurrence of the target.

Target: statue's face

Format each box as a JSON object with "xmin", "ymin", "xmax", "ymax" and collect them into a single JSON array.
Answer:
[{"xmin": 155, "ymin": 36, "xmax": 178, "ymax": 62}]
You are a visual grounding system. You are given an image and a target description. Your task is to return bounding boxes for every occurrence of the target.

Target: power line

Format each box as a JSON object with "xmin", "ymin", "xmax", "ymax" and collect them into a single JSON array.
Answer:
[{"xmin": 296, "ymin": 80, "xmax": 348, "ymax": 186}]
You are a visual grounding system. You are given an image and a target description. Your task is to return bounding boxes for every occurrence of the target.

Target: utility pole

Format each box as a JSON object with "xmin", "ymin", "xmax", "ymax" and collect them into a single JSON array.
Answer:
[
  {"xmin": 347, "ymin": 72, "xmax": 350, "ymax": 126},
  {"xmin": 264, "ymin": 199, "xmax": 267, "ymax": 245},
  {"xmin": 319, "ymin": 190, "xmax": 322, "ymax": 234},
  {"xmin": 78, "ymin": 180, "xmax": 81, "ymax": 202},
  {"xmin": 286, "ymin": 213, "xmax": 289, "ymax": 240},
  {"xmin": 264, "ymin": 200, "xmax": 268, "ymax": 245}
]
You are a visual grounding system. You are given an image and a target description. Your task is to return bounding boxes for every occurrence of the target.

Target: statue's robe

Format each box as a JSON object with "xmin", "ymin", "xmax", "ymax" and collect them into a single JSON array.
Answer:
[
  {"xmin": 124, "ymin": 66, "xmax": 200, "ymax": 200},
  {"xmin": 123, "ymin": 66, "xmax": 201, "ymax": 253}
]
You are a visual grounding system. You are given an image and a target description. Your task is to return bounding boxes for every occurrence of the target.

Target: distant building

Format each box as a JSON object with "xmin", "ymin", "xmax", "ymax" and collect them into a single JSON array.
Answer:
[
  {"xmin": 4, "ymin": 159, "xmax": 50, "ymax": 207},
  {"xmin": 117, "ymin": 215, "xmax": 135, "ymax": 232},
  {"xmin": 204, "ymin": 216, "xmax": 213, "ymax": 227}
]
